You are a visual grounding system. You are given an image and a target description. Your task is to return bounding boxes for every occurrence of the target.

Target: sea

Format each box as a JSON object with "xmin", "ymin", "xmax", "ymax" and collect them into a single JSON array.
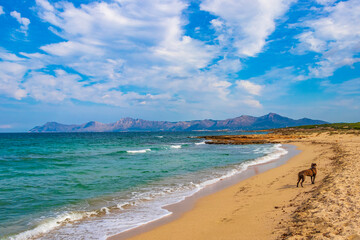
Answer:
[{"xmin": 0, "ymin": 132, "xmax": 288, "ymax": 240}]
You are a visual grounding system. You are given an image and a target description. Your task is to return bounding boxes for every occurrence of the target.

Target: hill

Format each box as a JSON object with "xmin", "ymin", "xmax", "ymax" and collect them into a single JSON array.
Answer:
[{"xmin": 29, "ymin": 113, "xmax": 328, "ymax": 133}]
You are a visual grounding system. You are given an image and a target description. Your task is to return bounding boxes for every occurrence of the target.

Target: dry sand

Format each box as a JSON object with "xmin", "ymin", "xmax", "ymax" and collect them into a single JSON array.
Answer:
[{"xmin": 109, "ymin": 131, "xmax": 360, "ymax": 240}]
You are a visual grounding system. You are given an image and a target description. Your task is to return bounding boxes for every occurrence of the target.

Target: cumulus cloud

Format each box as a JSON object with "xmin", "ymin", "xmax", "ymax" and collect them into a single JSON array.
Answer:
[
  {"xmin": 10, "ymin": 11, "xmax": 30, "ymax": 34},
  {"xmin": 0, "ymin": 6, "xmax": 4, "ymax": 15},
  {"xmin": 41, "ymin": 41, "xmax": 104, "ymax": 57},
  {"xmin": 30, "ymin": 0, "xmax": 239, "ymax": 110},
  {"xmin": 201, "ymin": 0, "xmax": 295, "ymax": 57},
  {"xmin": 243, "ymin": 98, "xmax": 262, "ymax": 108},
  {"xmin": 295, "ymin": 0, "xmax": 360, "ymax": 78},
  {"xmin": 0, "ymin": 50, "xmax": 23, "ymax": 61},
  {"xmin": 236, "ymin": 80, "xmax": 263, "ymax": 96},
  {"xmin": 0, "ymin": 48, "xmax": 46, "ymax": 100},
  {"xmin": 35, "ymin": 0, "xmax": 219, "ymax": 81},
  {"xmin": 36, "ymin": 0, "xmax": 189, "ymax": 50},
  {"xmin": 0, "ymin": 61, "xmax": 28, "ymax": 100},
  {"xmin": 1, "ymin": 0, "xmax": 297, "ymax": 118}
]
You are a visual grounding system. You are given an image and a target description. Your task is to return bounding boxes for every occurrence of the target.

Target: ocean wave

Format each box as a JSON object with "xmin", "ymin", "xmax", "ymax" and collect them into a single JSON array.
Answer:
[
  {"xmin": 195, "ymin": 141, "xmax": 206, "ymax": 145},
  {"xmin": 189, "ymin": 144, "xmax": 288, "ymax": 193},
  {"xmin": 7, "ymin": 211, "xmax": 98, "ymax": 240},
  {"xmin": 9, "ymin": 187, "xmax": 194, "ymax": 239},
  {"xmin": 250, "ymin": 144, "xmax": 288, "ymax": 165},
  {"xmin": 8, "ymin": 144, "xmax": 289, "ymax": 240},
  {"xmin": 170, "ymin": 145, "xmax": 182, "ymax": 149},
  {"xmin": 7, "ymin": 201, "xmax": 142, "ymax": 240},
  {"xmin": 126, "ymin": 149, "xmax": 151, "ymax": 154}
]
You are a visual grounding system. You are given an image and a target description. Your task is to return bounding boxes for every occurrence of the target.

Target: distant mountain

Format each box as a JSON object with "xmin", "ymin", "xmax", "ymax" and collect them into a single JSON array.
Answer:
[{"xmin": 29, "ymin": 113, "xmax": 328, "ymax": 133}]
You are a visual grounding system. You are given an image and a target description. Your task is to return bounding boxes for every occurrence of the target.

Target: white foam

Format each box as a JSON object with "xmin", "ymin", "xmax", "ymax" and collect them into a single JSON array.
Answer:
[
  {"xmin": 250, "ymin": 144, "xmax": 288, "ymax": 165},
  {"xmin": 193, "ymin": 144, "xmax": 288, "ymax": 191},
  {"xmin": 156, "ymin": 136, "xmax": 164, "ymax": 138},
  {"xmin": 8, "ymin": 211, "xmax": 97, "ymax": 240},
  {"xmin": 126, "ymin": 149, "xmax": 151, "ymax": 154},
  {"xmin": 100, "ymin": 207, "xmax": 110, "ymax": 214},
  {"xmin": 170, "ymin": 145, "xmax": 181, "ymax": 149},
  {"xmin": 195, "ymin": 141, "xmax": 206, "ymax": 145}
]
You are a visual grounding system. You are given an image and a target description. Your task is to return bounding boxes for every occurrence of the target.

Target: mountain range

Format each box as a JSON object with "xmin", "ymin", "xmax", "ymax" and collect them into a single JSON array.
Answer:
[{"xmin": 29, "ymin": 113, "xmax": 328, "ymax": 132}]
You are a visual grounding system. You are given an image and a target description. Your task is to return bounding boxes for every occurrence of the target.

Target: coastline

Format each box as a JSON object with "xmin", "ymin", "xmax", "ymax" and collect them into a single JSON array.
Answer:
[
  {"xmin": 1, "ymin": 135, "xmax": 292, "ymax": 240},
  {"xmin": 108, "ymin": 130, "xmax": 360, "ymax": 240},
  {"xmin": 107, "ymin": 144, "xmax": 299, "ymax": 240}
]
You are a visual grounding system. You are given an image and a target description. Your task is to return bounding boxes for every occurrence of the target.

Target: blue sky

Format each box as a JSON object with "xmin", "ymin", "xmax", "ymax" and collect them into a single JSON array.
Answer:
[{"xmin": 0, "ymin": 0, "xmax": 360, "ymax": 132}]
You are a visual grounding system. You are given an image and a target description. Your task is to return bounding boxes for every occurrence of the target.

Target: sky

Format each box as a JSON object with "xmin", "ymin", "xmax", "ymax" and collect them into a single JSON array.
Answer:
[{"xmin": 0, "ymin": 0, "xmax": 360, "ymax": 132}]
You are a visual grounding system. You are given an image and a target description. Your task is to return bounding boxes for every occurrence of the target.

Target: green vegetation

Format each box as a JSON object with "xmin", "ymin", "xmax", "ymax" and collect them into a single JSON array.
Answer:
[{"xmin": 293, "ymin": 122, "xmax": 360, "ymax": 130}]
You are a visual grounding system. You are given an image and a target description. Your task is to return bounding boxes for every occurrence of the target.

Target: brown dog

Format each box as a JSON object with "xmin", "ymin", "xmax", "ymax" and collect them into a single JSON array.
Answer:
[{"xmin": 297, "ymin": 163, "xmax": 317, "ymax": 187}]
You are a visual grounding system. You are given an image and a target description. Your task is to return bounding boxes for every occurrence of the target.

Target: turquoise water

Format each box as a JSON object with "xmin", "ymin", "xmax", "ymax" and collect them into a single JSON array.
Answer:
[{"xmin": 0, "ymin": 132, "xmax": 287, "ymax": 240}]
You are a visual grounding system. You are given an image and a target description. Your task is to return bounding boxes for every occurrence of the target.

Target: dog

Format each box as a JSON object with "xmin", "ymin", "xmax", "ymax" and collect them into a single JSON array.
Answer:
[{"xmin": 297, "ymin": 163, "xmax": 317, "ymax": 187}]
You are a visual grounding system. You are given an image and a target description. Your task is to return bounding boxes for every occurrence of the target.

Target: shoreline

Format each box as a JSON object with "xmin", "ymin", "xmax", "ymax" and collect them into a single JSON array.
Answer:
[
  {"xmin": 5, "ymin": 129, "xmax": 360, "ymax": 239},
  {"xmin": 107, "ymin": 130, "xmax": 360, "ymax": 240},
  {"xmin": 107, "ymin": 144, "xmax": 300, "ymax": 240}
]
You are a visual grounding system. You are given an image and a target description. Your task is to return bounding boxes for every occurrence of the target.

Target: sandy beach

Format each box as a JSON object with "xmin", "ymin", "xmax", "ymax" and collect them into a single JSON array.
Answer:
[{"xmin": 109, "ymin": 129, "xmax": 360, "ymax": 240}]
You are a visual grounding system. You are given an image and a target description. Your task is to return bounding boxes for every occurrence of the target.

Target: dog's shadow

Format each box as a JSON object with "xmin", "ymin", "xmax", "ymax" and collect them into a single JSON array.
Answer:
[{"xmin": 279, "ymin": 184, "xmax": 297, "ymax": 189}]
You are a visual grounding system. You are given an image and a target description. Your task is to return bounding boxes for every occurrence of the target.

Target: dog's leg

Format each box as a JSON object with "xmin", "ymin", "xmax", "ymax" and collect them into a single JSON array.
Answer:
[
  {"xmin": 297, "ymin": 175, "xmax": 301, "ymax": 187},
  {"xmin": 297, "ymin": 178, "xmax": 299, "ymax": 187},
  {"xmin": 312, "ymin": 175, "xmax": 316, "ymax": 184},
  {"xmin": 301, "ymin": 176, "xmax": 305, "ymax": 187}
]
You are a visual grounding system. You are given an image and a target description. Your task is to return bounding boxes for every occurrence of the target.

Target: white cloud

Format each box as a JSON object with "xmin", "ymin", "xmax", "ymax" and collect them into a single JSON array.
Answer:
[
  {"xmin": 0, "ymin": 0, "xmax": 285, "ymax": 119},
  {"xmin": 201, "ymin": 0, "xmax": 295, "ymax": 57},
  {"xmin": 31, "ymin": 0, "xmax": 232, "ymax": 107},
  {"xmin": 315, "ymin": 0, "xmax": 336, "ymax": 6},
  {"xmin": 35, "ymin": 0, "xmax": 219, "ymax": 81},
  {"xmin": 0, "ymin": 48, "xmax": 46, "ymax": 100},
  {"xmin": 21, "ymin": 70, "xmax": 173, "ymax": 106},
  {"xmin": 0, "ymin": 48, "xmax": 24, "ymax": 61},
  {"xmin": 236, "ymin": 67, "xmax": 305, "ymax": 102},
  {"xmin": 0, "ymin": 61, "xmax": 28, "ymax": 100},
  {"xmin": 0, "ymin": 124, "xmax": 12, "ymax": 129},
  {"xmin": 221, "ymin": 67, "xmax": 307, "ymax": 110},
  {"xmin": 243, "ymin": 98, "xmax": 262, "ymax": 108},
  {"xmin": 10, "ymin": 11, "xmax": 30, "ymax": 34},
  {"xmin": 208, "ymin": 58, "xmax": 242, "ymax": 76},
  {"xmin": 295, "ymin": 0, "xmax": 360, "ymax": 78},
  {"xmin": 152, "ymin": 36, "xmax": 217, "ymax": 73},
  {"xmin": 41, "ymin": 41, "xmax": 104, "ymax": 57},
  {"xmin": 210, "ymin": 19, "xmax": 223, "ymax": 28},
  {"xmin": 236, "ymin": 80, "xmax": 263, "ymax": 96},
  {"xmin": 36, "ymin": 0, "xmax": 54, "ymax": 12},
  {"xmin": 0, "ymin": 6, "xmax": 4, "ymax": 15},
  {"xmin": 295, "ymin": 31, "xmax": 326, "ymax": 53},
  {"xmin": 36, "ymin": 0, "xmax": 188, "ymax": 49}
]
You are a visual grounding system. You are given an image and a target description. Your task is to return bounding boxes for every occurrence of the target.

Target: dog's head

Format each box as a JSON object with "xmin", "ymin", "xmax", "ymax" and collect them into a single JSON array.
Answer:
[{"xmin": 311, "ymin": 163, "xmax": 317, "ymax": 168}]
